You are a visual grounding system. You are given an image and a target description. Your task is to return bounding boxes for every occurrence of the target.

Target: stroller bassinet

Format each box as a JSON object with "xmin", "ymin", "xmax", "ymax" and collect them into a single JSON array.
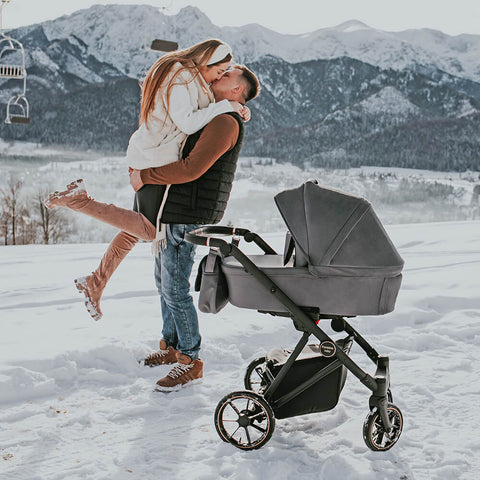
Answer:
[
  {"xmin": 186, "ymin": 180, "xmax": 404, "ymax": 452},
  {"xmin": 222, "ymin": 180, "xmax": 403, "ymax": 316}
]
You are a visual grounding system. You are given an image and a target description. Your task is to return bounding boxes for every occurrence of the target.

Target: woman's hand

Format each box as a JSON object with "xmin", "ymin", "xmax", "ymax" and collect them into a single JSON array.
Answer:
[
  {"xmin": 241, "ymin": 105, "xmax": 251, "ymax": 122},
  {"xmin": 229, "ymin": 101, "xmax": 251, "ymax": 122},
  {"xmin": 129, "ymin": 167, "xmax": 144, "ymax": 192}
]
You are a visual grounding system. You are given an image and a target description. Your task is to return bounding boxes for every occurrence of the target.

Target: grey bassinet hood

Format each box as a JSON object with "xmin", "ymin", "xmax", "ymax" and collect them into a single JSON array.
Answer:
[{"xmin": 274, "ymin": 181, "xmax": 404, "ymax": 277}]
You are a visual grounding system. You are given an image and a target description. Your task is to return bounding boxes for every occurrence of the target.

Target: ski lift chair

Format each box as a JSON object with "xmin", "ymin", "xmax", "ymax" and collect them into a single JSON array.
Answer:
[
  {"xmin": 5, "ymin": 93, "xmax": 29, "ymax": 123},
  {"xmin": 1, "ymin": 33, "xmax": 29, "ymax": 124},
  {"xmin": 0, "ymin": 36, "xmax": 26, "ymax": 78}
]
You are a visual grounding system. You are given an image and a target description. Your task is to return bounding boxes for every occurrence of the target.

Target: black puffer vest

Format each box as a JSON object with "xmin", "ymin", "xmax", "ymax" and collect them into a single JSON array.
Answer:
[{"xmin": 135, "ymin": 112, "xmax": 244, "ymax": 226}]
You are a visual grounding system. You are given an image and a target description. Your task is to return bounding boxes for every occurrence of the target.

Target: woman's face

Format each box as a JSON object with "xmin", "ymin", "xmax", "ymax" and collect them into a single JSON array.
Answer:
[{"xmin": 198, "ymin": 61, "xmax": 230, "ymax": 84}]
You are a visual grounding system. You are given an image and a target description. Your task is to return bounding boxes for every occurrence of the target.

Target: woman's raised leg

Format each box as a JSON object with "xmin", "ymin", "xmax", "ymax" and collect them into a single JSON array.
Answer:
[{"xmin": 45, "ymin": 179, "xmax": 156, "ymax": 241}]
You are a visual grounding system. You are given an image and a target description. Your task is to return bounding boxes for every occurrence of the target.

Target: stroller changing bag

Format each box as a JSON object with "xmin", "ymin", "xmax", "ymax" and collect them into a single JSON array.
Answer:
[{"xmin": 195, "ymin": 249, "xmax": 229, "ymax": 313}]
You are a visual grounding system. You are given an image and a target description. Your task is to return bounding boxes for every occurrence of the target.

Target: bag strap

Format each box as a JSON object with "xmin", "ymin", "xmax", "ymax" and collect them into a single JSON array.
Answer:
[{"xmin": 205, "ymin": 248, "xmax": 221, "ymax": 273}]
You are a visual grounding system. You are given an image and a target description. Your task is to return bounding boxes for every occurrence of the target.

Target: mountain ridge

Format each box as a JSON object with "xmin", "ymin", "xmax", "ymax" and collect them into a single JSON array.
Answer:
[{"xmin": 1, "ymin": 4, "xmax": 480, "ymax": 171}]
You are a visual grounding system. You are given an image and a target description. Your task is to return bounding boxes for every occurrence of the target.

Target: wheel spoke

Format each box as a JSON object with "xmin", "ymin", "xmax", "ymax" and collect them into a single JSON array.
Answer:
[
  {"xmin": 249, "ymin": 411, "xmax": 266, "ymax": 421},
  {"xmin": 250, "ymin": 422, "xmax": 267, "ymax": 434},
  {"xmin": 244, "ymin": 426, "xmax": 252, "ymax": 445},
  {"xmin": 375, "ymin": 430, "xmax": 386, "ymax": 447},
  {"xmin": 226, "ymin": 400, "xmax": 241, "ymax": 415}
]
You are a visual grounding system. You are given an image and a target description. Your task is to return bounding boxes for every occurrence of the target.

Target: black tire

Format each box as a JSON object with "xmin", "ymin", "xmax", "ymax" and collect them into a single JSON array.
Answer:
[
  {"xmin": 214, "ymin": 390, "xmax": 275, "ymax": 450},
  {"xmin": 244, "ymin": 356, "xmax": 267, "ymax": 392},
  {"xmin": 363, "ymin": 403, "xmax": 403, "ymax": 451}
]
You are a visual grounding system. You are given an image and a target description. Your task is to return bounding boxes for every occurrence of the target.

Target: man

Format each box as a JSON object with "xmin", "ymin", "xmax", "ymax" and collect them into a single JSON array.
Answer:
[{"xmin": 130, "ymin": 65, "xmax": 260, "ymax": 391}]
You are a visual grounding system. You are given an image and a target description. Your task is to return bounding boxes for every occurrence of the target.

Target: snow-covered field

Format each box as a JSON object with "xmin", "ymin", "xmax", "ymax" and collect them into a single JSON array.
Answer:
[
  {"xmin": 1, "ymin": 220, "xmax": 479, "ymax": 480},
  {"xmin": 1, "ymin": 146, "xmax": 479, "ymax": 244}
]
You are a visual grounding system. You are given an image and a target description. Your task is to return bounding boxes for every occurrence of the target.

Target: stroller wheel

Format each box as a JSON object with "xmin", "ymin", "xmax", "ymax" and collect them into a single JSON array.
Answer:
[
  {"xmin": 244, "ymin": 356, "xmax": 267, "ymax": 392},
  {"xmin": 214, "ymin": 390, "xmax": 275, "ymax": 450},
  {"xmin": 363, "ymin": 403, "xmax": 403, "ymax": 451}
]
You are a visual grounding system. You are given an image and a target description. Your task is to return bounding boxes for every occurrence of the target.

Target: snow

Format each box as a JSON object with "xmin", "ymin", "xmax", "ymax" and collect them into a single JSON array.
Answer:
[
  {"xmin": 356, "ymin": 87, "xmax": 420, "ymax": 116},
  {"xmin": 1, "ymin": 218, "xmax": 479, "ymax": 479}
]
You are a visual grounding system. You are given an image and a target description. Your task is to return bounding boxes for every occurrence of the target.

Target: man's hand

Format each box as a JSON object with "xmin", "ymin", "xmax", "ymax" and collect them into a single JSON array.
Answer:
[{"xmin": 129, "ymin": 167, "xmax": 144, "ymax": 192}]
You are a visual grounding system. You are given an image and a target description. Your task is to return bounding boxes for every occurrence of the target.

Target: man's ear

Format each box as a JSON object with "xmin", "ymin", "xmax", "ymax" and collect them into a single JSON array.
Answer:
[{"xmin": 232, "ymin": 84, "xmax": 243, "ymax": 96}]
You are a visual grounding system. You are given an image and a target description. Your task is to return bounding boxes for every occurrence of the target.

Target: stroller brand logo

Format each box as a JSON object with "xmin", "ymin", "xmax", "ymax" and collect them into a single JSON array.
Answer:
[{"xmin": 320, "ymin": 341, "xmax": 336, "ymax": 357}]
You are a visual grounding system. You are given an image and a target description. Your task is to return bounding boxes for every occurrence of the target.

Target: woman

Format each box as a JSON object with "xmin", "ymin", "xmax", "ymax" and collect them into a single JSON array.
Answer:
[{"xmin": 45, "ymin": 39, "xmax": 248, "ymax": 321}]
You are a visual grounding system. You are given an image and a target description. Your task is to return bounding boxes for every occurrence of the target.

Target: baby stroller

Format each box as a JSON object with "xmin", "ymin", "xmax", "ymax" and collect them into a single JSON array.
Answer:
[{"xmin": 186, "ymin": 180, "xmax": 404, "ymax": 451}]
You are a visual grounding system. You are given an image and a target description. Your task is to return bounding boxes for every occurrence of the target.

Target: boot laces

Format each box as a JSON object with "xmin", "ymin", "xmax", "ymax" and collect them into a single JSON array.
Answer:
[
  {"xmin": 146, "ymin": 349, "xmax": 169, "ymax": 362},
  {"xmin": 167, "ymin": 363, "xmax": 193, "ymax": 379}
]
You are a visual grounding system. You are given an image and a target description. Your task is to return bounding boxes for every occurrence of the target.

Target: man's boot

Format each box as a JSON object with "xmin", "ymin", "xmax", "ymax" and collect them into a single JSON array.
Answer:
[
  {"xmin": 74, "ymin": 231, "xmax": 138, "ymax": 321},
  {"xmin": 155, "ymin": 352, "xmax": 203, "ymax": 391},
  {"xmin": 143, "ymin": 339, "xmax": 179, "ymax": 367},
  {"xmin": 44, "ymin": 179, "xmax": 156, "ymax": 241}
]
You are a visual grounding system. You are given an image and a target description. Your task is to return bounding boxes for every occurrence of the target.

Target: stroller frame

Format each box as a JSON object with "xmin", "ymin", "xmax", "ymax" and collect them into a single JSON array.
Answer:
[{"xmin": 186, "ymin": 225, "xmax": 402, "ymax": 451}]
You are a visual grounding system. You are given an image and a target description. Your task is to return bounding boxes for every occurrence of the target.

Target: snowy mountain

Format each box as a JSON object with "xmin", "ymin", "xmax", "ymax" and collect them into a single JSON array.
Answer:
[
  {"xmin": 35, "ymin": 6, "xmax": 480, "ymax": 83},
  {"xmin": 1, "ymin": 4, "xmax": 480, "ymax": 170}
]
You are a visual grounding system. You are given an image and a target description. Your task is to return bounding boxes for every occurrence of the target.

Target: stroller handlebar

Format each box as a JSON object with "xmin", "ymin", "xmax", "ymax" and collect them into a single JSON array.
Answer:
[{"xmin": 185, "ymin": 226, "xmax": 277, "ymax": 255}]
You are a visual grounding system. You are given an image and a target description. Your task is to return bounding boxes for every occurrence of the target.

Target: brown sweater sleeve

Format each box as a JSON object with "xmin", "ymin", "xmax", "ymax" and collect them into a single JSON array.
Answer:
[{"xmin": 140, "ymin": 114, "xmax": 239, "ymax": 185}]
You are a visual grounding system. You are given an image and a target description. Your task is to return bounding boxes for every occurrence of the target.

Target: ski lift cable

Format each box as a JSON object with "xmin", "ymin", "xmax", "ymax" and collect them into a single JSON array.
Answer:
[
  {"xmin": 0, "ymin": 0, "xmax": 11, "ymax": 33},
  {"xmin": 150, "ymin": 1, "xmax": 178, "ymax": 52}
]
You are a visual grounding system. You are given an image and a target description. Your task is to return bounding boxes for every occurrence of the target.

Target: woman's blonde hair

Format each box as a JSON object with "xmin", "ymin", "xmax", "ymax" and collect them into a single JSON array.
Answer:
[{"xmin": 139, "ymin": 39, "xmax": 232, "ymax": 126}]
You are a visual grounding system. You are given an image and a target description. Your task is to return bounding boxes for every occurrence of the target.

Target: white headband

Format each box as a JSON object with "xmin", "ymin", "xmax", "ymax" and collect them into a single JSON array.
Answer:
[{"xmin": 207, "ymin": 43, "xmax": 232, "ymax": 66}]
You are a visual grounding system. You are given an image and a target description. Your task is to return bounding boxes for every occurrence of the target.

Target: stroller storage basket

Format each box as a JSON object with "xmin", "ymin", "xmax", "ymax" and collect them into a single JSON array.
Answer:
[{"xmin": 268, "ymin": 337, "xmax": 353, "ymax": 419}]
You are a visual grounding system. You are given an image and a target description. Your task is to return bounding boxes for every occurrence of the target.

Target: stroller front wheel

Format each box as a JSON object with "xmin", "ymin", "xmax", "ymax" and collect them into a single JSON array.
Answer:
[
  {"xmin": 363, "ymin": 403, "xmax": 403, "ymax": 451},
  {"xmin": 214, "ymin": 390, "xmax": 275, "ymax": 450}
]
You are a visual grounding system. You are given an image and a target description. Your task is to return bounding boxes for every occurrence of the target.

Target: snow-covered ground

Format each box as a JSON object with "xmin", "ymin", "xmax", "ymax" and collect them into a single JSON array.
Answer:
[{"xmin": 1, "ymin": 220, "xmax": 479, "ymax": 480}]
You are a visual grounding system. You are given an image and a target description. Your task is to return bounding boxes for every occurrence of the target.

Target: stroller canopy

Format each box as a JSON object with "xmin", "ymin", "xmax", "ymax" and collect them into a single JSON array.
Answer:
[{"xmin": 274, "ymin": 181, "xmax": 404, "ymax": 277}]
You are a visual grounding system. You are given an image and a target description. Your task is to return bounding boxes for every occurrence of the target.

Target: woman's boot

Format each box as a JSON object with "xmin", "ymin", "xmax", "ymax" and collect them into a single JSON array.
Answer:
[{"xmin": 75, "ymin": 231, "xmax": 139, "ymax": 321}]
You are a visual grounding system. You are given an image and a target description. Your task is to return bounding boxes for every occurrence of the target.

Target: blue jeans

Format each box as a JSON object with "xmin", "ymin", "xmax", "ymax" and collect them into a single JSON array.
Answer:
[{"xmin": 154, "ymin": 223, "xmax": 201, "ymax": 360}]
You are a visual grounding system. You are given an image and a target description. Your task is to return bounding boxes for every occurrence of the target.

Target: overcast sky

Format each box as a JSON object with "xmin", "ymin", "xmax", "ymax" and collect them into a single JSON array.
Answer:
[{"xmin": 2, "ymin": 0, "xmax": 480, "ymax": 35}]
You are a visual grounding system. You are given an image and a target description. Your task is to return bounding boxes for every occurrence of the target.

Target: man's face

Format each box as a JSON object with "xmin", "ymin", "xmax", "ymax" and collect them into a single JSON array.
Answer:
[{"xmin": 211, "ymin": 68, "xmax": 243, "ymax": 101}]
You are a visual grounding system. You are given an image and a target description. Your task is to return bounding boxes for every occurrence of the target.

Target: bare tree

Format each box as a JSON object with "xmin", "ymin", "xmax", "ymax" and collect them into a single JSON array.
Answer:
[
  {"xmin": 0, "ymin": 206, "xmax": 8, "ymax": 245},
  {"xmin": 17, "ymin": 204, "xmax": 36, "ymax": 245},
  {"xmin": 0, "ymin": 177, "xmax": 23, "ymax": 245},
  {"xmin": 36, "ymin": 190, "xmax": 71, "ymax": 244},
  {"xmin": 38, "ymin": 193, "xmax": 52, "ymax": 244}
]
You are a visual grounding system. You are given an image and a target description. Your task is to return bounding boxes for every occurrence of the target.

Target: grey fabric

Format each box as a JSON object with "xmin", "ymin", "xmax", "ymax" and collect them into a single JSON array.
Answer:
[
  {"xmin": 218, "ymin": 181, "xmax": 404, "ymax": 317},
  {"xmin": 222, "ymin": 255, "xmax": 401, "ymax": 315},
  {"xmin": 274, "ymin": 181, "xmax": 404, "ymax": 276}
]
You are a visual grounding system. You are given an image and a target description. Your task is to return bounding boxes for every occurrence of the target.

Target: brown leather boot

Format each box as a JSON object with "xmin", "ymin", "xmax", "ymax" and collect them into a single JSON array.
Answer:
[
  {"xmin": 74, "ymin": 231, "xmax": 139, "ymax": 321},
  {"xmin": 143, "ymin": 340, "xmax": 179, "ymax": 367},
  {"xmin": 155, "ymin": 352, "xmax": 204, "ymax": 391},
  {"xmin": 44, "ymin": 179, "xmax": 156, "ymax": 241}
]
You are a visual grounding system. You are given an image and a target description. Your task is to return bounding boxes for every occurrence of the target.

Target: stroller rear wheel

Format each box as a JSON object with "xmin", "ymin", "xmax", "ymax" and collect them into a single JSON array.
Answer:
[
  {"xmin": 363, "ymin": 403, "xmax": 403, "ymax": 451},
  {"xmin": 214, "ymin": 390, "xmax": 275, "ymax": 450},
  {"xmin": 244, "ymin": 356, "xmax": 267, "ymax": 392}
]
